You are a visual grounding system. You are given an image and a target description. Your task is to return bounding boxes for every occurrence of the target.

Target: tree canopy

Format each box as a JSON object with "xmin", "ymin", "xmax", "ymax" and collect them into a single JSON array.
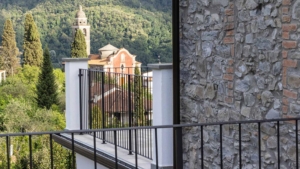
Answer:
[
  {"xmin": 23, "ymin": 13, "xmax": 43, "ymax": 67},
  {"xmin": 36, "ymin": 47, "xmax": 58, "ymax": 109},
  {"xmin": 0, "ymin": 19, "xmax": 20, "ymax": 75},
  {"xmin": 71, "ymin": 29, "xmax": 87, "ymax": 58}
]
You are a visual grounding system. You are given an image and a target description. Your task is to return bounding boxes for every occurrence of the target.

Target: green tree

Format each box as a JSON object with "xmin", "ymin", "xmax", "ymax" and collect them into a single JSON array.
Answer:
[
  {"xmin": 133, "ymin": 67, "xmax": 144, "ymax": 126},
  {"xmin": 23, "ymin": 13, "xmax": 43, "ymax": 67},
  {"xmin": 91, "ymin": 105, "xmax": 102, "ymax": 129},
  {"xmin": 71, "ymin": 29, "xmax": 87, "ymax": 58},
  {"xmin": 36, "ymin": 47, "xmax": 58, "ymax": 109},
  {"xmin": 0, "ymin": 19, "xmax": 20, "ymax": 76}
]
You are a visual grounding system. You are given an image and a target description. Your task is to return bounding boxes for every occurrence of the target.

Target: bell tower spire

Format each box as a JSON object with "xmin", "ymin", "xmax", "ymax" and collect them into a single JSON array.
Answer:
[{"xmin": 72, "ymin": 5, "xmax": 91, "ymax": 56}]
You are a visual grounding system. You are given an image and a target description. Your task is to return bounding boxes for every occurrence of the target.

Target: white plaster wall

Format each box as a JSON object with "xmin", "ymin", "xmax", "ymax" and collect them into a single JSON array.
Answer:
[
  {"xmin": 151, "ymin": 67, "xmax": 173, "ymax": 167},
  {"xmin": 65, "ymin": 60, "xmax": 88, "ymax": 130},
  {"xmin": 76, "ymin": 154, "xmax": 108, "ymax": 169}
]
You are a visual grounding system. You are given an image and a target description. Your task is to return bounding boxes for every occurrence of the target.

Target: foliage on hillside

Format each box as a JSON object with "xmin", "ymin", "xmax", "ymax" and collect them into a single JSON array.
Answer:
[
  {"xmin": 0, "ymin": 66, "xmax": 68, "ymax": 168},
  {"xmin": 0, "ymin": 0, "xmax": 172, "ymax": 66}
]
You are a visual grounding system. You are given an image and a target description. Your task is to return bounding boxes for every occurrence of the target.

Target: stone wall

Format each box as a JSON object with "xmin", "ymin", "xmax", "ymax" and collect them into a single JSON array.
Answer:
[{"xmin": 180, "ymin": 0, "xmax": 300, "ymax": 168}]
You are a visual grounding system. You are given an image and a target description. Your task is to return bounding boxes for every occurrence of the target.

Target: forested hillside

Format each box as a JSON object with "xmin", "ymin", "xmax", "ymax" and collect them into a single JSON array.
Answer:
[{"xmin": 0, "ymin": 0, "xmax": 172, "ymax": 66}]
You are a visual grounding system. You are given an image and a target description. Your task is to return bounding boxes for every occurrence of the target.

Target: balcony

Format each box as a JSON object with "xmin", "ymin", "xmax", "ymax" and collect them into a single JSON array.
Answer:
[
  {"xmin": 1, "ymin": 59, "xmax": 300, "ymax": 169},
  {"xmin": 1, "ymin": 117, "xmax": 300, "ymax": 168}
]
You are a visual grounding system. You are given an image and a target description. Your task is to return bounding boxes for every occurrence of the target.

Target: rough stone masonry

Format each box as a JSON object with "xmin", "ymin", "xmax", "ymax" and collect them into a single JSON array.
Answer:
[{"xmin": 180, "ymin": 0, "xmax": 300, "ymax": 168}]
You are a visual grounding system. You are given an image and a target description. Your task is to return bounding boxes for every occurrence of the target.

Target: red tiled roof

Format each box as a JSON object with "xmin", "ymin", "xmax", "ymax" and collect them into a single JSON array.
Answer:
[
  {"xmin": 89, "ymin": 54, "xmax": 100, "ymax": 60},
  {"xmin": 91, "ymin": 88, "xmax": 152, "ymax": 113}
]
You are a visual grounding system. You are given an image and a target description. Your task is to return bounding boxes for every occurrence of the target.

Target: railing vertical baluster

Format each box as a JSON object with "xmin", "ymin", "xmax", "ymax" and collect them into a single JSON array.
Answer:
[
  {"xmin": 220, "ymin": 124, "xmax": 223, "ymax": 169},
  {"xmin": 79, "ymin": 69, "xmax": 83, "ymax": 132},
  {"xmin": 135, "ymin": 129, "xmax": 138, "ymax": 168},
  {"xmin": 258, "ymin": 122, "xmax": 261, "ymax": 169},
  {"xmin": 155, "ymin": 128, "xmax": 158, "ymax": 169},
  {"xmin": 239, "ymin": 123, "xmax": 242, "ymax": 168},
  {"xmin": 50, "ymin": 134, "xmax": 54, "ymax": 169},
  {"xmin": 94, "ymin": 131, "xmax": 97, "ymax": 169},
  {"xmin": 88, "ymin": 70, "xmax": 92, "ymax": 130},
  {"xmin": 101, "ymin": 71, "xmax": 106, "ymax": 144},
  {"xmin": 296, "ymin": 120, "xmax": 299, "ymax": 169},
  {"xmin": 277, "ymin": 121, "xmax": 280, "ymax": 168},
  {"xmin": 6, "ymin": 136, "xmax": 10, "ymax": 169},
  {"xmin": 114, "ymin": 130, "xmax": 118, "ymax": 169},
  {"xmin": 201, "ymin": 125, "xmax": 204, "ymax": 169},
  {"xmin": 128, "ymin": 74, "xmax": 132, "ymax": 155},
  {"xmin": 72, "ymin": 133, "xmax": 75, "ymax": 169},
  {"xmin": 29, "ymin": 135, "xmax": 33, "ymax": 169}
]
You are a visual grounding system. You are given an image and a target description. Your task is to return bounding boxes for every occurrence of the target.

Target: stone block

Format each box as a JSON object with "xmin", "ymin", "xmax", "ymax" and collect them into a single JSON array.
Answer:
[
  {"xmin": 283, "ymin": 89, "xmax": 297, "ymax": 99},
  {"xmin": 282, "ymin": 0, "xmax": 291, "ymax": 5},
  {"xmin": 282, "ymin": 7, "xmax": 289, "ymax": 14},
  {"xmin": 225, "ymin": 23, "xmax": 234, "ymax": 30},
  {"xmin": 255, "ymin": 38, "xmax": 273, "ymax": 50},
  {"xmin": 224, "ymin": 96, "xmax": 233, "ymax": 104},
  {"xmin": 204, "ymin": 84, "xmax": 216, "ymax": 100},
  {"xmin": 282, "ymin": 15, "xmax": 291, "ymax": 23},
  {"xmin": 290, "ymin": 103, "xmax": 300, "ymax": 113},
  {"xmin": 223, "ymin": 74, "xmax": 234, "ymax": 81},
  {"xmin": 226, "ymin": 67, "xmax": 234, "ymax": 74},
  {"xmin": 266, "ymin": 109, "xmax": 280, "ymax": 119},
  {"xmin": 245, "ymin": 0, "xmax": 258, "ymax": 10},
  {"xmin": 282, "ymin": 32, "xmax": 289, "ymax": 39},
  {"xmin": 261, "ymin": 91, "xmax": 274, "ymax": 107},
  {"xmin": 287, "ymin": 74, "xmax": 300, "ymax": 88},
  {"xmin": 245, "ymin": 33, "xmax": 253, "ymax": 44},
  {"xmin": 244, "ymin": 93, "xmax": 255, "ymax": 107},
  {"xmin": 223, "ymin": 37, "xmax": 235, "ymax": 44},
  {"xmin": 283, "ymin": 59, "xmax": 297, "ymax": 67},
  {"xmin": 282, "ymin": 24, "xmax": 297, "ymax": 32},
  {"xmin": 241, "ymin": 106, "xmax": 251, "ymax": 118},
  {"xmin": 201, "ymin": 31, "xmax": 219, "ymax": 41},
  {"xmin": 238, "ymin": 10, "xmax": 251, "ymax": 21},
  {"xmin": 282, "ymin": 41, "xmax": 297, "ymax": 49},
  {"xmin": 282, "ymin": 50, "xmax": 288, "ymax": 59},
  {"xmin": 225, "ymin": 9, "xmax": 234, "ymax": 16},
  {"xmin": 290, "ymin": 52, "xmax": 300, "ymax": 59}
]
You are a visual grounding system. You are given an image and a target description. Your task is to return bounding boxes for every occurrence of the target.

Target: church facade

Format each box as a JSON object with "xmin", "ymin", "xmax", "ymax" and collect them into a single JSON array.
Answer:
[{"xmin": 73, "ymin": 6, "xmax": 141, "ymax": 74}]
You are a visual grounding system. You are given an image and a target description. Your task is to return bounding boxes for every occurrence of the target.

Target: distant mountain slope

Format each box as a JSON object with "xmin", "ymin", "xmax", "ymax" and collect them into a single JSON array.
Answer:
[{"xmin": 0, "ymin": 0, "xmax": 172, "ymax": 65}]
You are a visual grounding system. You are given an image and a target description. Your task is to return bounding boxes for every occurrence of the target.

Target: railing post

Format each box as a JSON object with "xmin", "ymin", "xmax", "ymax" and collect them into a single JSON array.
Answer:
[
  {"xmin": 101, "ymin": 72, "xmax": 106, "ymax": 144},
  {"xmin": 128, "ymin": 74, "xmax": 133, "ymax": 155},
  {"xmin": 148, "ymin": 63, "xmax": 173, "ymax": 168},
  {"xmin": 63, "ymin": 58, "xmax": 89, "ymax": 130}
]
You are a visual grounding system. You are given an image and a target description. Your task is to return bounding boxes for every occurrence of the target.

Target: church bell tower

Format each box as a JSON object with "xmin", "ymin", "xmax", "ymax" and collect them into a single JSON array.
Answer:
[{"xmin": 72, "ymin": 5, "xmax": 91, "ymax": 55}]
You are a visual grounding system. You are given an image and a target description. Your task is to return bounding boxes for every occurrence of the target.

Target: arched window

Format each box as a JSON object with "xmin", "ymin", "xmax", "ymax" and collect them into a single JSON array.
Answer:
[{"xmin": 83, "ymin": 28, "xmax": 87, "ymax": 36}]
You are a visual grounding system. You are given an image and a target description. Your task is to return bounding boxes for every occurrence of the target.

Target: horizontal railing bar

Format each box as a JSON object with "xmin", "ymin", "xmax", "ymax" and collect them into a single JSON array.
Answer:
[{"xmin": 0, "ymin": 118, "xmax": 300, "ymax": 137}]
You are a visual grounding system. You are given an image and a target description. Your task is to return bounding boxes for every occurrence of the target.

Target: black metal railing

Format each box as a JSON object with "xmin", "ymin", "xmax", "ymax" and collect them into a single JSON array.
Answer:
[
  {"xmin": 0, "ymin": 117, "xmax": 300, "ymax": 169},
  {"xmin": 79, "ymin": 68, "xmax": 153, "ymax": 159}
]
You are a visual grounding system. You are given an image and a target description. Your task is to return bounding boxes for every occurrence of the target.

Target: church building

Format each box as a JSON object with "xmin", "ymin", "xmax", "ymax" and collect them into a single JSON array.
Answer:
[{"xmin": 72, "ymin": 6, "xmax": 141, "ymax": 74}]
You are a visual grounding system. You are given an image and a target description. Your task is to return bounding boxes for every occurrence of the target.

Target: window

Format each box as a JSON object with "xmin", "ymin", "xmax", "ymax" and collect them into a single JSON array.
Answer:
[{"xmin": 121, "ymin": 54, "xmax": 125, "ymax": 63}]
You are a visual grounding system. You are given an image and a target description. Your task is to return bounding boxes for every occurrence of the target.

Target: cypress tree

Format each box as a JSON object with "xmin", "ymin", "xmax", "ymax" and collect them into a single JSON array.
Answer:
[
  {"xmin": 23, "ymin": 13, "xmax": 43, "ymax": 67},
  {"xmin": 71, "ymin": 29, "xmax": 87, "ymax": 58},
  {"xmin": 133, "ymin": 67, "xmax": 144, "ymax": 125},
  {"xmin": 36, "ymin": 47, "xmax": 58, "ymax": 109},
  {"xmin": 0, "ymin": 19, "xmax": 20, "ymax": 75}
]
